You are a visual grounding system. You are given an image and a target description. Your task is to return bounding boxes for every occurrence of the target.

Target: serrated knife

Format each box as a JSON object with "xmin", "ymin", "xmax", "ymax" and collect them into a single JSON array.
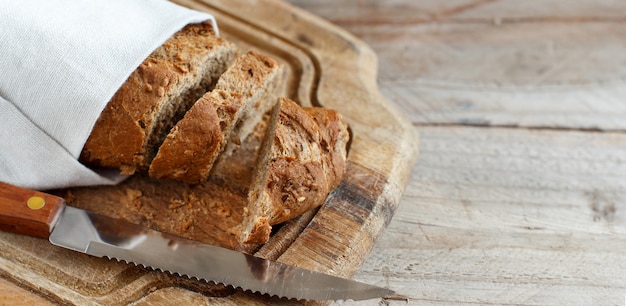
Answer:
[{"xmin": 0, "ymin": 182, "xmax": 393, "ymax": 301}]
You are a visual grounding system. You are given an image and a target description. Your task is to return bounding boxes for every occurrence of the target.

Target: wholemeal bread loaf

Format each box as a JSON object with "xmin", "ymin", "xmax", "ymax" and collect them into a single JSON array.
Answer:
[
  {"xmin": 66, "ymin": 99, "xmax": 349, "ymax": 248},
  {"xmin": 241, "ymin": 98, "xmax": 349, "ymax": 244},
  {"xmin": 148, "ymin": 51, "xmax": 281, "ymax": 183},
  {"xmin": 73, "ymin": 23, "xmax": 350, "ymax": 249},
  {"xmin": 80, "ymin": 22, "xmax": 237, "ymax": 175}
]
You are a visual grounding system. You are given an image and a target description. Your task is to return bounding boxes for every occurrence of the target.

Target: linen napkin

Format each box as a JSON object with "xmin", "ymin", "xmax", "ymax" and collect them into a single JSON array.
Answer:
[{"xmin": 0, "ymin": 0, "xmax": 217, "ymax": 190}]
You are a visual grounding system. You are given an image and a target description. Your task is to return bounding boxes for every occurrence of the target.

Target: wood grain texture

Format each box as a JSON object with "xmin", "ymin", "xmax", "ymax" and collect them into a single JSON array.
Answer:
[
  {"xmin": 0, "ymin": 0, "xmax": 417, "ymax": 304},
  {"xmin": 290, "ymin": 0, "xmax": 626, "ymax": 131},
  {"xmin": 341, "ymin": 127, "xmax": 626, "ymax": 306},
  {"xmin": 0, "ymin": 182, "xmax": 65, "ymax": 239},
  {"xmin": 0, "ymin": 277, "xmax": 53, "ymax": 306},
  {"xmin": 286, "ymin": 1, "xmax": 626, "ymax": 305}
]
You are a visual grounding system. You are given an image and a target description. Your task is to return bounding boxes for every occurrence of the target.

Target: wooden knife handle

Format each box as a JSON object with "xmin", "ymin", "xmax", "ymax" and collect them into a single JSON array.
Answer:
[{"xmin": 0, "ymin": 182, "xmax": 65, "ymax": 239}]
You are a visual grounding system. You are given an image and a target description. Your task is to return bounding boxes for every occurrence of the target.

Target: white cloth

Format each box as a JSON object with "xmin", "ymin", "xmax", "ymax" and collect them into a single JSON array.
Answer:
[{"xmin": 0, "ymin": 0, "xmax": 217, "ymax": 190}]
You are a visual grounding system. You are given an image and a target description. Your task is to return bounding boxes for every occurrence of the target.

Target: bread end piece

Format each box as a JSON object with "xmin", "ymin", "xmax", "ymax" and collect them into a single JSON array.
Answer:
[
  {"xmin": 80, "ymin": 22, "xmax": 238, "ymax": 174},
  {"xmin": 241, "ymin": 98, "xmax": 350, "ymax": 244}
]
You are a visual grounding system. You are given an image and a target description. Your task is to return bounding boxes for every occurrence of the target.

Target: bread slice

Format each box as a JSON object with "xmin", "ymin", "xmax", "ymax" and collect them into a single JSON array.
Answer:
[
  {"xmin": 213, "ymin": 50, "xmax": 283, "ymax": 152},
  {"xmin": 148, "ymin": 50, "xmax": 282, "ymax": 183},
  {"xmin": 241, "ymin": 98, "xmax": 349, "ymax": 244},
  {"xmin": 80, "ymin": 22, "xmax": 237, "ymax": 175},
  {"xmin": 147, "ymin": 90, "xmax": 244, "ymax": 183}
]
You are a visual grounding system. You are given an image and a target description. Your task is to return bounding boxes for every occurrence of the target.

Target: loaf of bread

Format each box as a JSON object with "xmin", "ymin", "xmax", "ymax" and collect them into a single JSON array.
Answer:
[
  {"xmin": 67, "ymin": 101, "xmax": 349, "ymax": 249},
  {"xmin": 80, "ymin": 22, "xmax": 237, "ymax": 174},
  {"xmin": 73, "ymin": 23, "xmax": 349, "ymax": 249},
  {"xmin": 242, "ymin": 98, "xmax": 348, "ymax": 244}
]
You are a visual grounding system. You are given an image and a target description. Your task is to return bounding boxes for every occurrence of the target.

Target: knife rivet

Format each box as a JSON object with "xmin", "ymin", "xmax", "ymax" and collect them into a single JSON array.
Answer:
[{"xmin": 27, "ymin": 196, "xmax": 45, "ymax": 210}]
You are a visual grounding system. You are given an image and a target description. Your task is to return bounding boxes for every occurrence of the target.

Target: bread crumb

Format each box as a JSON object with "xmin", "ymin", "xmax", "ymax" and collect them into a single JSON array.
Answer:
[
  {"xmin": 174, "ymin": 63, "xmax": 187, "ymax": 73},
  {"xmin": 119, "ymin": 165, "xmax": 136, "ymax": 175},
  {"xmin": 216, "ymin": 204, "xmax": 231, "ymax": 217},
  {"xmin": 125, "ymin": 188, "xmax": 142, "ymax": 206},
  {"xmin": 144, "ymin": 211, "xmax": 154, "ymax": 221},
  {"xmin": 183, "ymin": 191, "xmax": 199, "ymax": 208},
  {"xmin": 169, "ymin": 199, "xmax": 186, "ymax": 209},
  {"xmin": 180, "ymin": 220, "xmax": 193, "ymax": 232},
  {"xmin": 64, "ymin": 190, "xmax": 75, "ymax": 203}
]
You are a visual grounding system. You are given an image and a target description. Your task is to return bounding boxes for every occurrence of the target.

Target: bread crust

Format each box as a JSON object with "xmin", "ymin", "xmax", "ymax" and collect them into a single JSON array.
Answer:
[
  {"xmin": 243, "ymin": 99, "xmax": 349, "ymax": 244},
  {"xmin": 304, "ymin": 106, "xmax": 349, "ymax": 189},
  {"xmin": 80, "ymin": 22, "xmax": 237, "ymax": 174},
  {"xmin": 148, "ymin": 90, "xmax": 244, "ymax": 183}
]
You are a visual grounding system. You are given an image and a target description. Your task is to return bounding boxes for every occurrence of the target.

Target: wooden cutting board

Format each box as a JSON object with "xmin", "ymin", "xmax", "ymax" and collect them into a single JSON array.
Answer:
[{"xmin": 0, "ymin": 0, "xmax": 418, "ymax": 304}]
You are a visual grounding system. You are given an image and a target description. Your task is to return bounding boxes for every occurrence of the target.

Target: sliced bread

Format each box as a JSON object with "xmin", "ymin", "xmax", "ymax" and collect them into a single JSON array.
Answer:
[
  {"xmin": 147, "ymin": 90, "xmax": 244, "ymax": 183},
  {"xmin": 80, "ymin": 22, "xmax": 237, "ymax": 175},
  {"xmin": 148, "ymin": 50, "xmax": 282, "ymax": 183},
  {"xmin": 75, "ymin": 26, "xmax": 350, "ymax": 248},
  {"xmin": 213, "ymin": 50, "xmax": 283, "ymax": 152},
  {"xmin": 66, "ymin": 98, "xmax": 349, "ymax": 248}
]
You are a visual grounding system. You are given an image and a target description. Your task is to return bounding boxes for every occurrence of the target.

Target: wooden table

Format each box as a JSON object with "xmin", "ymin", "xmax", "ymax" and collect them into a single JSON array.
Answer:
[
  {"xmin": 286, "ymin": 1, "xmax": 626, "ymax": 305},
  {"xmin": 2, "ymin": 1, "xmax": 626, "ymax": 305}
]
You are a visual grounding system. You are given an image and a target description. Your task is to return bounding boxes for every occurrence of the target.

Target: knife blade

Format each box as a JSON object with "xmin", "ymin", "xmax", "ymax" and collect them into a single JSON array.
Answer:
[{"xmin": 0, "ymin": 182, "xmax": 393, "ymax": 301}]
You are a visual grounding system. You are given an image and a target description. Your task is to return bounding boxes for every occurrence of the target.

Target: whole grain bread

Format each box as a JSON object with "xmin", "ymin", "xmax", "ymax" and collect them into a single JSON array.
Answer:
[
  {"xmin": 67, "ymin": 97, "xmax": 349, "ymax": 248},
  {"xmin": 241, "ymin": 98, "xmax": 349, "ymax": 244},
  {"xmin": 148, "ymin": 51, "xmax": 281, "ymax": 183},
  {"xmin": 75, "ymin": 24, "xmax": 350, "ymax": 249},
  {"xmin": 80, "ymin": 22, "xmax": 237, "ymax": 174}
]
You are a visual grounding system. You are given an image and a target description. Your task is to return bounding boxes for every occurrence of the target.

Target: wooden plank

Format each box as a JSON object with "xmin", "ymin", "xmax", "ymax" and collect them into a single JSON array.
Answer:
[
  {"xmin": 453, "ymin": 0, "xmax": 626, "ymax": 19},
  {"xmin": 0, "ymin": 277, "xmax": 53, "ymax": 306},
  {"xmin": 288, "ymin": 0, "xmax": 626, "ymax": 131},
  {"xmin": 285, "ymin": 0, "xmax": 480, "ymax": 24},
  {"xmin": 374, "ymin": 20, "xmax": 626, "ymax": 130},
  {"xmin": 344, "ymin": 126, "xmax": 626, "ymax": 305}
]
